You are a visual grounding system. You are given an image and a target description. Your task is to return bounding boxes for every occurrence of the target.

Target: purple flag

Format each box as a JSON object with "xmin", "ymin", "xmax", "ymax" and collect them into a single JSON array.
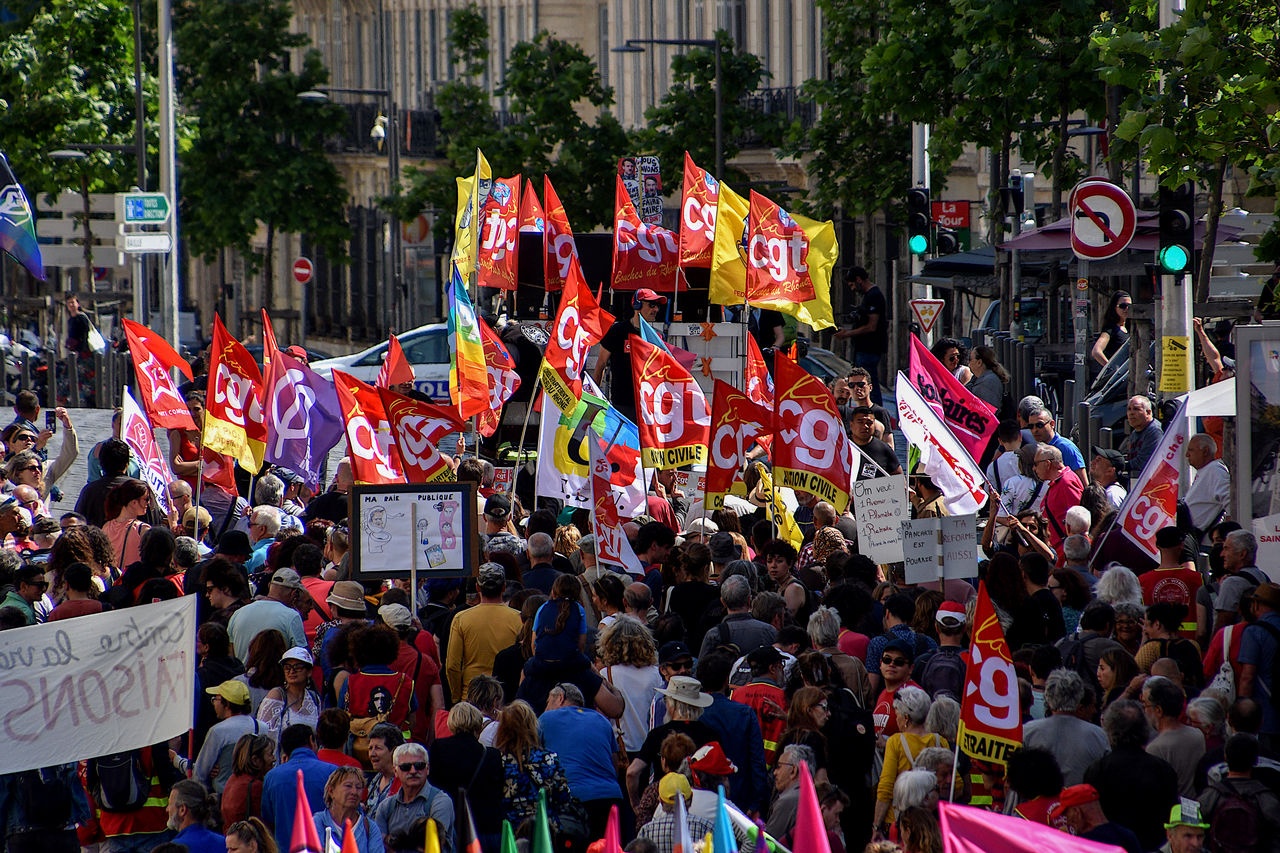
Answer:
[{"xmin": 264, "ymin": 350, "xmax": 344, "ymax": 489}]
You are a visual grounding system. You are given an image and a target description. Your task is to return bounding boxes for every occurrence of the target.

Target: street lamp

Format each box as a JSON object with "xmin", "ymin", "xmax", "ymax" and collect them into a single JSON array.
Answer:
[
  {"xmin": 613, "ymin": 38, "xmax": 723, "ymax": 178},
  {"xmin": 299, "ymin": 86, "xmax": 403, "ymax": 332}
]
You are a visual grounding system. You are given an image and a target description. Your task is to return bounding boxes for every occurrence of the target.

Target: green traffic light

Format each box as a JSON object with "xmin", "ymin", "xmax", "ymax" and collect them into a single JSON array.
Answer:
[
  {"xmin": 909, "ymin": 234, "xmax": 928, "ymax": 255},
  {"xmin": 1158, "ymin": 244, "xmax": 1190, "ymax": 273}
]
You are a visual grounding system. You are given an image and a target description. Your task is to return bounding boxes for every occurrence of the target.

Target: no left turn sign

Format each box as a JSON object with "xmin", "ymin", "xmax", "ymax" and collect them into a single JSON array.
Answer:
[{"xmin": 1069, "ymin": 180, "xmax": 1137, "ymax": 261}]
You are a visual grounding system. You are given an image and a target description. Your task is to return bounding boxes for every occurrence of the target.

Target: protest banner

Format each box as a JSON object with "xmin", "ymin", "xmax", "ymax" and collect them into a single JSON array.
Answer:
[
  {"xmin": 851, "ymin": 476, "xmax": 908, "ymax": 564},
  {"xmin": 901, "ymin": 515, "xmax": 980, "ymax": 583},
  {"xmin": 0, "ymin": 597, "xmax": 196, "ymax": 774}
]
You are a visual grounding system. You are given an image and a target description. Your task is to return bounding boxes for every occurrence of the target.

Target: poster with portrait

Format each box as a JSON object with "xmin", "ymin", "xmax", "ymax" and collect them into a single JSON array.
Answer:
[
  {"xmin": 350, "ymin": 483, "xmax": 479, "ymax": 578},
  {"xmin": 618, "ymin": 155, "xmax": 663, "ymax": 225}
]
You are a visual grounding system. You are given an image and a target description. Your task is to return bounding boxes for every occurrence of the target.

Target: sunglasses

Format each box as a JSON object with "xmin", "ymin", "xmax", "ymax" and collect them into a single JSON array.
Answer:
[
  {"xmin": 850, "ymin": 381, "xmax": 869, "ymax": 388},
  {"xmin": 398, "ymin": 761, "xmax": 426, "ymax": 772},
  {"xmin": 1117, "ymin": 302, "xmax": 1132, "ymax": 309},
  {"xmin": 13, "ymin": 435, "xmax": 35, "ymax": 443},
  {"xmin": 881, "ymin": 656, "xmax": 909, "ymax": 667},
  {"xmin": 282, "ymin": 662, "xmax": 311, "ymax": 672},
  {"xmin": 1028, "ymin": 421, "xmax": 1050, "ymax": 429},
  {"xmin": 18, "ymin": 465, "xmax": 40, "ymax": 473}
]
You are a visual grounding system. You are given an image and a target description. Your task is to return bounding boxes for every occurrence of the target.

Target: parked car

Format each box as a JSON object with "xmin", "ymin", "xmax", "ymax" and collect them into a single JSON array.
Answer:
[{"xmin": 309, "ymin": 323, "xmax": 451, "ymax": 401}]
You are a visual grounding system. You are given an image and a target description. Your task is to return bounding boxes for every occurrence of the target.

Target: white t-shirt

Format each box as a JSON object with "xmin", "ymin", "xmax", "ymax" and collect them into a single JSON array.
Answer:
[{"xmin": 600, "ymin": 663, "xmax": 664, "ymax": 751}]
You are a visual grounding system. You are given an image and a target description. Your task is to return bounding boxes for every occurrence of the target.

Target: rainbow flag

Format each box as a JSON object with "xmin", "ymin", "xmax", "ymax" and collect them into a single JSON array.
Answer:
[{"xmin": 448, "ymin": 263, "xmax": 488, "ymax": 418}]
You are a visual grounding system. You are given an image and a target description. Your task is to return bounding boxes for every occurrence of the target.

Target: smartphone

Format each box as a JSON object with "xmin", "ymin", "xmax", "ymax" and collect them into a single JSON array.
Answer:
[{"xmin": 45, "ymin": 411, "xmax": 55, "ymax": 434}]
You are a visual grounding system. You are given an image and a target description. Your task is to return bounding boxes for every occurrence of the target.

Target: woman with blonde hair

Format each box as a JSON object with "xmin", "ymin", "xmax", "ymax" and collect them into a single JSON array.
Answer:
[
  {"xmin": 313, "ymin": 767, "xmax": 384, "ymax": 853},
  {"xmin": 495, "ymin": 700, "xmax": 574, "ymax": 833},
  {"xmin": 428, "ymin": 702, "xmax": 504, "ymax": 849},
  {"xmin": 554, "ymin": 524, "xmax": 581, "ymax": 560},
  {"xmin": 598, "ymin": 615, "xmax": 664, "ymax": 754}
]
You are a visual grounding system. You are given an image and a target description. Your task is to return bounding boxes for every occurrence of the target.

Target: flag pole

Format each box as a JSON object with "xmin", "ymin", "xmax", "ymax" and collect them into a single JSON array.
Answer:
[
  {"xmin": 512, "ymin": 375, "xmax": 543, "ymax": 495},
  {"xmin": 949, "ymin": 735, "xmax": 961, "ymax": 802}
]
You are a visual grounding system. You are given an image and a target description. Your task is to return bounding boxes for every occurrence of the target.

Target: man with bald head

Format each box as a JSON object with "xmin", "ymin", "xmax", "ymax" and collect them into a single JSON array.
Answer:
[
  {"xmin": 1182, "ymin": 433, "xmax": 1230, "ymax": 538},
  {"xmin": 1120, "ymin": 395, "xmax": 1163, "ymax": 475}
]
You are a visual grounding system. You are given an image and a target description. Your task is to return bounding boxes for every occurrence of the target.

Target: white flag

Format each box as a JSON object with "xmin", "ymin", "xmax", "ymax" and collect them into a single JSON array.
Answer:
[
  {"xmin": 895, "ymin": 371, "xmax": 988, "ymax": 515},
  {"xmin": 122, "ymin": 385, "xmax": 175, "ymax": 514}
]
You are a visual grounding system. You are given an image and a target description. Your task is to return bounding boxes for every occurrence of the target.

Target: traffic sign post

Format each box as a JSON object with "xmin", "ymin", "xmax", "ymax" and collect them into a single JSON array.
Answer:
[{"xmin": 292, "ymin": 257, "xmax": 314, "ymax": 347}]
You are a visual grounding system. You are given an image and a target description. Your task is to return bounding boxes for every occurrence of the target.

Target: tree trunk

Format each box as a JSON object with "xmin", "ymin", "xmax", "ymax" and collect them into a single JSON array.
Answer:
[{"xmin": 1194, "ymin": 156, "xmax": 1228, "ymax": 305}]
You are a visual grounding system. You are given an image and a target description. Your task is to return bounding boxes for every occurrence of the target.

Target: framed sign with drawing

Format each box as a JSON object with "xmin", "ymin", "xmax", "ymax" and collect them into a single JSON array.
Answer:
[{"xmin": 350, "ymin": 482, "xmax": 480, "ymax": 580}]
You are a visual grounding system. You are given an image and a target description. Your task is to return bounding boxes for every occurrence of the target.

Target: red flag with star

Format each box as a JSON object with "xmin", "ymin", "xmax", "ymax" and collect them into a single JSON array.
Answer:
[{"xmin": 122, "ymin": 318, "xmax": 196, "ymax": 432}]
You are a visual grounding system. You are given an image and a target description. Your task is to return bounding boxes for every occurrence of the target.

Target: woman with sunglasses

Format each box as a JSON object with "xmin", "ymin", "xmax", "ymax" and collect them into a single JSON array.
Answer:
[
  {"xmin": 1092, "ymin": 291, "xmax": 1132, "ymax": 367},
  {"xmin": 258, "ymin": 647, "xmax": 322, "ymax": 739},
  {"xmin": 930, "ymin": 339, "xmax": 970, "ymax": 384}
]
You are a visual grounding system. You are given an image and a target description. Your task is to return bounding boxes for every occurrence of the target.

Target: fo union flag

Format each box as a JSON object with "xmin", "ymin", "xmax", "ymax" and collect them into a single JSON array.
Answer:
[
  {"xmin": 705, "ymin": 379, "xmax": 771, "ymax": 511},
  {"xmin": 630, "ymin": 334, "xmax": 710, "ymax": 470},
  {"xmin": 477, "ymin": 175, "xmax": 521, "ymax": 291},
  {"xmin": 612, "ymin": 176, "xmax": 680, "ymax": 292},
  {"xmin": 378, "ymin": 387, "xmax": 464, "ymax": 483},
  {"xmin": 678, "ymin": 152, "xmax": 718, "ymax": 269},
  {"xmin": 958, "ymin": 582, "xmax": 1021, "ymax": 765},
  {"xmin": 772, "ymin": 354, "xmax": 852, "ymax": 513},
  {"xmin": 333, "ymin": 369, "xmax": 405, "ymax": 485},
  {"xmin": 539, "ymin": 259, "xmax": 614, "ymax": 415}
]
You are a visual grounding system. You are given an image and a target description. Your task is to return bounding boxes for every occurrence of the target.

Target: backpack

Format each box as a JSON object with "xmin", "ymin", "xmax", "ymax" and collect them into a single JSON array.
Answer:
[
  {"xmin": 86, "ymin": 750, "xmax": 150, "ymax": 813},
  {"xmin": 917, "ymin": 647, "xmax": 966, "ymax": 700},
  {"xmin": 1205, "ymin": 624, "xmax": 1238, "ymax": 703},
  {"xmin": 1059, "ymin": 634, "xmax": 1101, "ymax": 693},
  {"xmin": 1155, "ymin": 637, "xmax": 1206, "ymax": 691},
  {"xmin": 1206, "ymin": 778, "xmax": 1262, "ymax": 853}
]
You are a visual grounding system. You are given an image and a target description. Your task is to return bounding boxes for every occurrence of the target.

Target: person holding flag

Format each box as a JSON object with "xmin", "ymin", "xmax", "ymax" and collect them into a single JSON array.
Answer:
[{"xmin": 593, "ymin": 289, "xmax": 667, "ymax": 424}]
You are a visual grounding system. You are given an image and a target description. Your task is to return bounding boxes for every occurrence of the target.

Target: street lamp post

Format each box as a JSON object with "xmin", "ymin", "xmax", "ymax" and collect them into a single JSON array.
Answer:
[
  {"xmin": 614, "ymin": 38, "xmax": 723, "ymax": 178},
  {"xmin": 299, "ymin": 85, "xmax": 402, "ymax": 332}
]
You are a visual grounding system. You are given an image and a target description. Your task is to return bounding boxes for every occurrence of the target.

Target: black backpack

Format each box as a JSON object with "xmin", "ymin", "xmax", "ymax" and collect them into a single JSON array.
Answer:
[
  {"xmin": 87, "ymin": 750, "xmax": 150, "ymax": 812},
  {"xmin": 917, "ymin": 646, "xmax": 967, "ymax": 700},
  {"xmin": 1059, "ymin": 634, "xmax": 1102, "ymax": 693},
  {"xmin": 1206, "ymin": 778, "xmax": 1263, "ymax": 853}
]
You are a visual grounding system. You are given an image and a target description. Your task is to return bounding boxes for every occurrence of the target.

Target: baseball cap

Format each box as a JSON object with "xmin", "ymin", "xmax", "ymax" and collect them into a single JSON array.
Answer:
[
  {"xmin": 1093, "ymin": 448, "xmax": 1124, "ymax": 468},
  {"xmin": 689, "ymin": 742, "xmax": 738, "ymax": 776},
  {"xmin": 206, "ymin": 679, "xmax": 251, "ymax": 705},
  {"xmin": 883, "ymin": 638, "xmax": 916, "ymax": 662},
  {"xmin": 935, "ymin": 601, "xmax": 966, "ymax": 627},
  {"xmin": 283, "ymin": 345, "xmax": 310, "ymax": 363},
  {"xmin": 478, "ymin": 562, "xmax": 507, "ymax": 588},
  {"xmin": 183, "ymin": 506, "xmax": 213, "ymax": 528},
  {"xmin": 270, "ymin": 568, "xmax": 303, "ymax": 590},
  {"xmin": 1048, "ymin": 784, "xmax": 1100, "ymax": 819},
  {"xmin": 484, "ymin": 494, "xmax": 512, "ymax": 521},
  {"xmin": 635, "ymin": 288, "xmax": 669, "ymax": 305},
  {"xmin": 658, "ymin": 641, "xmax": 693, "ymax": 666},
  {"xmin": 378, "ymin": 603, "xmax": 412, "ymax": 630},
  {"xmin": 681, "ymin": 517, "xmax": 719, "ymax": 537},
  {"xmin": 280, "ymin": 647, "xmax": 314, "ymax": 666},
  {"xmin": 658, "ymin": 772, "xmax": 692, "ymax": 804},
  {"xmin": 0, "ymin": 495, "xmax": 19, "ymax": 514}
]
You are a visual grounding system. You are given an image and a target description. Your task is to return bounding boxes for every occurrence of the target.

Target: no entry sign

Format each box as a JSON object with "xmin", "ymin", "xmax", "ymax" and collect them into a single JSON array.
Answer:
[{"xmin": 292, "ymin": 257, "xmax": 314, "ymax": 285}]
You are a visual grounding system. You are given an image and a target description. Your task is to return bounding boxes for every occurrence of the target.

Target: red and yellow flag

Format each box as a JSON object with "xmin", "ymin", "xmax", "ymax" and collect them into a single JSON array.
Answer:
[
  {"xmin": 679, "ymin": 152, "xmax": 719, "ymax": 269},
  {"xmin": 477, "ymin": 175, "xmax": 521, "ymax": 291},
  {"xmin": 333, "ymin": 369, "xmax": 405, "ymax": 485},
  {"xmin": 630, "ymin": 333, "xmax": 710, "ymax": 469},
  {"xmin": 705, "ymin": 379, "xmax": 771, "ymax": 510},
  {"xmin": 378, "ymin": 386, "xmax": 464, "ymax": 483},
  {"xmin": 376, "ymin": 334, "xmax": 416, "ymax": 389},
  {"xmin": 708, "ymin": 180, "xmax": 750, "ymax": 306},
  {"xmin": 478, "ymin": 319, "xmax": 521, "ymax": 438},
  {"xmin": 612, "ymin": 176, "xmax": 680, "ymax": 292},
  {"xmin": 543, "ymin": 176, "xmax": 578, "ymax": 293},
  {"xmin": 772, "ymin": 353, "xmax": 852, "ymax": 513},
  {"xmin": 261, "ymin": 308, "xmax": 279, "ymax": 365},
  {"xmin": 958, "ymin": 582, "xmax": 1022, "ymax": 765},
  {"xmin": 746, "ymin": 190, "xmax": 837, "ymax": 330},
  {"xmin": 539, "ymin": 259, "xmax": 614, "ymax": 414},
  {"xmin": 121, "ymin": 319, "xmax": 196, "ymax": 432},
  {"xmin": 203, "ymin": 315, "xmax": 266, "ymax": 472}
]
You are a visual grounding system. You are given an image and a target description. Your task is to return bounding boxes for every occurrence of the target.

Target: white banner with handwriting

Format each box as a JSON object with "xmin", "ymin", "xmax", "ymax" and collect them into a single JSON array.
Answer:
[{"xmin": 0, "ymin": 596, "xmax": 195, "ymax": 773}]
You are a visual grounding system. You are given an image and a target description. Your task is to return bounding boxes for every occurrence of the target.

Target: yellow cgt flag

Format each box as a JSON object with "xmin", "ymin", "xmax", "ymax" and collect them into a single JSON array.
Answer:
[
  {"xmin": 451, "ymin": 149, "xmax": 493, "ymax": 281},
  {"xmin": 708, "ymin": 181, "xmax": 749, "ymax": 306},
  {"xmin": 749, "ymin": 208, "xmax": 838, "ymax": 332}
]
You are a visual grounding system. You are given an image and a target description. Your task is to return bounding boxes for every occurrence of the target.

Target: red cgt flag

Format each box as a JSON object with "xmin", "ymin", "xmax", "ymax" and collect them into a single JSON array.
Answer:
[
  {"xmin": 772, "ymin": 353, "xmax": 852, "ymax": 513},
  {"xmin": 746, "ymin": 190, "xmax": 817, "ymax": 304},
  {"xmin": 378, "ymin": 386, "xmax": 464, "ymax": 483},
  {"xmin": 203, "ymin": 315, "xmax": 267, "ymax": 472},
  {"xmin": 261, "ymin": 308, "xmax": 280, "ymax": 365},
  {"xmin": 612, "ymin": 176, "xmax": 681, "ymax": 292},
  {"xmin": 543, "ymin": 176, "xmax": 578, "ymax": 293},
  {"xmin": 678, "ymin": 152, "xmax": 719, "ymax": 269},
  {"xmin": 376, "ymin": 334, "xmax": 416, "ymax": 389},
  {"xmin": 957, "ymin": 581, "xmax": 1022, "ymax": 765},
  {"xmin": 122, "ymin": 318, "xmax": 196, "ymax": 432},
  {"xmin": 521, "ymin": 178, "xmax": 545, "ymax": 233},
  {"xmin": 705, "ymin": 379, "xmax": 772, "ymax": 511},
  {"xmin": 477, "ymin": 175, "xmax": 521, "ymax": 291},
  {"xmin": 333, "ymin": 369, "xmax": 405, "ymax": 485},
  {"xmin": 538, "ymin": 259, "xmax": 614, "ymax": 415},
  {"xmin": 477, "ymin": 319, "xmax": 521, "ymax": 438},
  {"xmin": 629, "ymin": 333, "xmax": 710, "ymax": 470}
]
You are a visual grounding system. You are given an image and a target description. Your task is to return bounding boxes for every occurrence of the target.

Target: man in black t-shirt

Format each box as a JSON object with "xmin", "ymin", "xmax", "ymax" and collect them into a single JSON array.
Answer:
[
  {"xmin": 64, "ymin": 291, "xmax": 92, "ymax": 358},
  {"xmin": 750, "ymin": 308, "xmax": 785, "ymax": 351},
  {"xmin": 848, "ymin": 366, "xmax": 894, "ymax": 448},
  {"xmin": 593, "ymin": 288, "xmax": 667, "ymax": 423},
  {"xmin": 834, "ymin": 266, "xmax": 888, "ymax": 405},
  {"xmin": 849, "ymin": 406, "xmax": 901, "ymax": 481}
]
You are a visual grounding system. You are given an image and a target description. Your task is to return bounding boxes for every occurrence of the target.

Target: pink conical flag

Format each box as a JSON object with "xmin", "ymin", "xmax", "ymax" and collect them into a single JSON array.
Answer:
[
  {"xmin": 939, "ymin": 802, "xmax": 1127, "ymax": 853},
  {"xmin": 603, "ymin": 804, "xmax": 623, "ymax": 853},
  {"xmin": 290, "ymin": 769, "xmax": 323, "ymax": 853},
  {"xmin": 791, "ymin": 762, "xmax": 830, "ymax": 853}
]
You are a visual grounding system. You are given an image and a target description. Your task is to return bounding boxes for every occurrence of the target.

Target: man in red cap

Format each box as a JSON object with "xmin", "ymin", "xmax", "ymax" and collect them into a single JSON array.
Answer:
[
  {"xmin": 1049, "ymin": 784, "xmax": 1142, "ymax": 853},
  {"xmin": 912, "ymin": 601, "xmax": 968, "ymax": 700},
  {"xmin": 593, "ymin": 288, "xmax": 666, "ymax": 423}
]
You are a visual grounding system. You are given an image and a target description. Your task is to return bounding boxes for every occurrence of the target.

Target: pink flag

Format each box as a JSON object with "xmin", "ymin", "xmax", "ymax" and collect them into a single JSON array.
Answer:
[
  {"xmin": 790, "ymin": 763, "xmax": 831, "ymax": 853},
  {"xmin": 290, "ymin": 770, "xmax": 323, "ymax": 853},
  {"xmin": 938, "ymin": 802, "xmax": 1127, "ymax": 853},
  {"xmin": 906, "ymin": 335, "xmax": 998, "ymax": 461},
  {"xmin": 604, "ymin": 804, "xmax": 623, "ymax": 853}
]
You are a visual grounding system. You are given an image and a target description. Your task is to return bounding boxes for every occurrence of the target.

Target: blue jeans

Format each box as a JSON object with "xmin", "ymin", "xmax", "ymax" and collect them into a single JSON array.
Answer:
[{"xmin": 855, "ymin": 351, "xmax": 884, "ymax": 406}]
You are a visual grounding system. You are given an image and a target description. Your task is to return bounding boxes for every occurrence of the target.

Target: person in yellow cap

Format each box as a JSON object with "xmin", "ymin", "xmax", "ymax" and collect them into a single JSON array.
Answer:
[
  {"xmin": 636, "ymin": 773, "xmax": 713, "ymax": 853},
  {"xmin": 179, "ymin": 680, "xmax": 263, "ymax": 794},
  {"xmin": 1160, "ymin": 800, "xmax": 1208, "ymax": 853}
]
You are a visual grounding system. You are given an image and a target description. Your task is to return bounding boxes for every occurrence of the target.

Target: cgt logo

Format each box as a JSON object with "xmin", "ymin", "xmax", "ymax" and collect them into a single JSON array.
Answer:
[
  {"xmin": 482, "ymin": 210, "xmax": 518, "ymax": 260},
  {"xmin": 682, "ymin": 194, "xmax": 717, "ymax": 237},
  {"xmin": 616, "ymin": 220, "xmax": 677, "ymax": 264},
  {"xmin": 555, "ymin": 304, "xmax": 591, "ymax": 382},
  {"xmin": 710, "ymin": 419, "xmax": 764, "ymax": 470},
  {"xmin": 548, "ymin": 233, "xmax": 577, "ymax": 281},
  {"xmin": 393, "ymin": 414, "xmax": 446, "ymax": 471},
  {"xmin": 638, "ymin": 379, "xmax": 709, "ymax": 442},
  {"xmin": 348, "ymin": 413, "xmax": 399, "ymax": 481},
  {"xmin": 749, "ymin": 231, "xmax": 809, "ymax": 284},
  {"xmin": 777, "ymin": 400, "xmax": 839, "ymax": 468},
  {"xmin": 213, "ymin": 361, "xmax": 255, "ymax": 426}
]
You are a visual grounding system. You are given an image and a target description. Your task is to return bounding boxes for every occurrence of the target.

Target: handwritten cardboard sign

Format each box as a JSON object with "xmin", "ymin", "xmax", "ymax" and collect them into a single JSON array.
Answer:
[
  {"xmin": 901, "ymin": 515, "xmax": 980, "ymax": 584},
  {"xmin": 852, "ymin": 475, "xmax": 908, "ymax": 564}
]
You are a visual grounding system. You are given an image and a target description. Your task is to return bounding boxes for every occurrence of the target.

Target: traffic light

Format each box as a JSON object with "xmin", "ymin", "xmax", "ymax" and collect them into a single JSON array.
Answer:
[
  {"xmin": 1158, "ymin": 181, "xmax": 1195, "ymax": 274},
  {"xmin": 907, "ymin": 187, "xmax": 931, "ymax": 255},
  {"xmin": 936, "ymin": 228, "xmax": 959, "ymax": 255}
]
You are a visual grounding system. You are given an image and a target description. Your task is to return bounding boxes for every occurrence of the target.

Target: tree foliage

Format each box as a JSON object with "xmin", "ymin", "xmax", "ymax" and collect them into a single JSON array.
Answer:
[{"xmin": 174, "ymin": 0, "xmax": 349, "ymax": 305}]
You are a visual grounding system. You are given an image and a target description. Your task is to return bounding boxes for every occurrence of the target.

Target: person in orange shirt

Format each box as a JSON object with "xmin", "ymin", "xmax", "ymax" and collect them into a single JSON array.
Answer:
[{"xmin": 1140, "ymin": 527, "xmax": 1204, "ymax": 640}]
